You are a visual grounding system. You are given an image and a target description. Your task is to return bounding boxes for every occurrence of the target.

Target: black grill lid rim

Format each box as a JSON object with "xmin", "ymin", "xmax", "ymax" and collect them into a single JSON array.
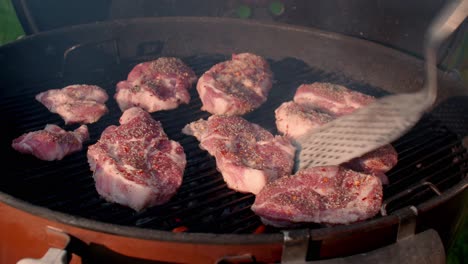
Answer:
[
  {"xmin": 1, "ymin": 16, "xmax": 465, "ymax": 105},
  {"xmin": 0, "ymin": 16, "xmax": 468, "ymax": 104}
]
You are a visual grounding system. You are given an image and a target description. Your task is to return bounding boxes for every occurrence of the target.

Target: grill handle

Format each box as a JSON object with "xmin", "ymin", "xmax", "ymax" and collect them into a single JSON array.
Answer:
[
  {"xmin": 281, "ymin": 229, "xmax": 445, "ymax": 264},
  {"xmin": 16, "ymin": 227, "xmax": 70, "ymax": 264},
  {"xmin": 17, "ymin": 248, "xmax": 67, "ymax": 264}
]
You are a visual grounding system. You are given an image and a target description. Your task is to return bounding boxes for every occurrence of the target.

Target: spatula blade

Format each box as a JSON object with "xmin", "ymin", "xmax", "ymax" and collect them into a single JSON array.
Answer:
[{"xmin": 295, "ymin": 92, "xmax": 430, "ymax": 170}]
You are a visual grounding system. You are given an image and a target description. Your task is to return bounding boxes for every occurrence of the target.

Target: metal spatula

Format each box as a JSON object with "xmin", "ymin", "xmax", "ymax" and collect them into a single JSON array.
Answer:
[{"xmin": 296, "ymin": 0, "xmax": 468, "ymax": 170}]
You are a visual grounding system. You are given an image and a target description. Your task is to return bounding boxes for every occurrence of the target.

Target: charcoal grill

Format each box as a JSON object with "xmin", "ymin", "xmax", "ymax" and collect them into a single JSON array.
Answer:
[{"xmin": 0, "ymin": 17, "xmax": 467, "ymax": 263}]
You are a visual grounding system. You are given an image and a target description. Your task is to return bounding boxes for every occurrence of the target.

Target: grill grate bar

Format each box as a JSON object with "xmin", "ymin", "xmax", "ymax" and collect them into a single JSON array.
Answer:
[
  {"xmin": 135, "ymin": 189, "xmax": 239, "ymax": 228},
  {"xmin": 19, "ymin": 156, "xmax": 88, "ymax": 179},
  {"xmin": 187, "ymin": 205, "xmax": 259, "ymax": 233},
  {"xmin": 176, "ymin": 195, "xmax": 255, "ymax": 227},
  {"xmin": 2, "ymin": 54, "xmax": 467, "ymax": 234},
  {"xmin": 392, "ymin": 124, "xmax": 446, "ymax": 147},
  {"xmin": 393, "ymin": 122, "xmax": 451, "ymax": 152},
  {"xmin": 0, "ymin": 89, "xmax": 49, "ymax": 104},
  {"xmin": 46, "ymin": 187, "xmax": 98, "ymax": 210},
  {"xmin": 386, "ymin": 146, "xmax": 466, "ymax": 196},
  {"xmin": 421, "ymin": 159, "xmax": 467, "ymax": 188},
  {"xmin": 387, "ymin": 135, "xmax": 461, "ymax": 178},
  {"xmin": 133, "ymin": 184, "xmax": 231, "ymax": 218},
  {"xmin": 395, "ymin": 133, "xmax": 453, "ymax": 159},
  {"xmin": 384, "ymin": 167, "xmax": 465, "ymax": 214},
  {"xmin": 223, "ymin": 214, "xmax": 261, "ymax": 234},
  {"xmin": 178, "ymin": 167, "xmax": 220, "ymax": 185},
  {"xmin": 177, "ymin": 177, "xmax": 224, "ymax": 195}
]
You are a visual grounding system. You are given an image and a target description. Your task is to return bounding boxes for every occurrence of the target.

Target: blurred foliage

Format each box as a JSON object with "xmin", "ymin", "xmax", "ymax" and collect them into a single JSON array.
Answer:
[
  {"xmin": 0, "ymin": 0, "xmax": 24, "ymax": 45},
  {"xmin": 269, "ymin": 0, "xmax": 285, "ymax": 16},
  {"xmin": 236, "ymin": 4, "xmax": 252, "ymax": 19},
  {"xmin": 447, "ymin": 200, "xmax": 467, "ymax": 264}
]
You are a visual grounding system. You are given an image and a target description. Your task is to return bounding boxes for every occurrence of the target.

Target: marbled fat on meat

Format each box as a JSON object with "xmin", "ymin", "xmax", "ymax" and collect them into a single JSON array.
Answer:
[
  {"xmin": 182, "ymin": 115, "xmax": 295, "ymax": 194},
  {"xmin": 196, "ymin": 53, "xmax": 273, "ymax": 116},
  {"xmin": 12, "ymin": 124, "xmax": 89, "ymax": 161},
  {"xmin": 275, "ymin": 101, "xmax": 334, "ymax": 140},
  {"xmin": 36, "ymin": 84, "xmax": 108, "ymax": 124},
  {"xmin": 251, "ymin": 166, "xmax": 383, "ymax": 227},
  {"xmin": 115, "ymin": 57, "xmax": 197, "ymax": 113},
  {"xmin": 294, "ymin": 82, "xmax": 375, "ymax": 116},
  {"xmin": 343, "ymin": 144, "xmax": 397, "ymax": 184},
  {"xmin": 87, "ymin": 107, "xmax": 186, "ymax": 211}
]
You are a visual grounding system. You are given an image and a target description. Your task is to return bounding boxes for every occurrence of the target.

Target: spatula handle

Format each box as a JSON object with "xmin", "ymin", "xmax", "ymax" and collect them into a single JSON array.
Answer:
[{"xmin": 425, "ymin": 0, "xmax": 468, "ymax": 104}]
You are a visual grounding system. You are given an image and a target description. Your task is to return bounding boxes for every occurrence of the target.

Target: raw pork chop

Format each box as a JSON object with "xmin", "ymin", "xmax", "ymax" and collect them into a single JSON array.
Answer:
[
  {"xmin": 182, "ymin": 116, "xmax": 295, "ymax": 194},
  {"xmin": 12, "ymin": 124, "xmax": 89, "ymax": 161},
  {"xmin": 196, "ymin": 53, "xmax": 273, "ymax": 116},
  {"xmin": 275, "ymin": 83, "xmax": 397, "ymax": 181},
  {"xmin": 251, "ymin": 166, "xmax": 383, "ymax": 227},
  {"xmin": 343, "ymin": 145, "xmax": 397, "ymax": 184},
  {"xmin": 87, "ymin": 107, "xmax": 186, "ymax": 211},
  {"xmin": 294, "ymin": 82, "xmax": 375, "ymax": 116},
  {"xmin": 115, "ymin": 57, "xmax": 197, "ymax": 113},
  {"xmin": 36, "ymin": 84, "xmax": 108, "ymax": 124}
]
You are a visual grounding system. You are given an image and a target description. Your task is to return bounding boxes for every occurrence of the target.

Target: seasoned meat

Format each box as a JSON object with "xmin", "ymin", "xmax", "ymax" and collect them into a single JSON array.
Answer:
[
  {"xmin": 196, "ymin": 53, "xmax": 273, "ymax": 116},
  {"xmin": 251, "ymin": 166, "xmax": 383, "ymax": 227},
  {"xmin": 343, "ymin": 145, "xmax": 397, "ymax": 184},
  {"xmin": 36, "ymin": 84, "xmax": 108, "ymax": 124},
  {"xmin": 115, "ymin": 57, "xmax": 197, "ymax": 113},
  {"xmin": 12, "ymin": 124, "xmax": 89, "ymax": 161},
  {"xmin": 275, "ymin": 83, "xmax": 397, "ymax": 181},
  {"xmin": 87, "ymin": 107, "xmax": 186, "ymax": 211},
  {"xmin": 294, "ymin": 82, "xmax": 374, "ymax": 116},
  {"xmin": 275, "ymin": 101, "xmax": 334, "ymax": 140},
  {"xmin": 182, "ymin": 115, "xmax": 295, "ymax": 194}
]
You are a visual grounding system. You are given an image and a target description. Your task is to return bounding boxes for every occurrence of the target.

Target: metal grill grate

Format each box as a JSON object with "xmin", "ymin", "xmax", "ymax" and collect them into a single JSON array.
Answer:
[{"xmin": 1, "ymin": 54, "xmax": 467, "ymax": 234}]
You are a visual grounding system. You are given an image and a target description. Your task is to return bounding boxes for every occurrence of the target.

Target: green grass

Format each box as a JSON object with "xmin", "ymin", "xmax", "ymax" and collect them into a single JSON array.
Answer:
[
  {"xmin": 447, "ymin": 194, "xmax": 468, "ymax": 264},
  {"xmin": 447, "ymin": 224, "xmax": 467, "ymax": 264},
  {"xmin": 0, "ymin": 0, "xmax": 24, "ymax": 45}
]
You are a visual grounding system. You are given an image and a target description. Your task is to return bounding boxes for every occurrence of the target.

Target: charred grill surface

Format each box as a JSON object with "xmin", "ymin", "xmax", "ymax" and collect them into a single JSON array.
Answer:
[{"xmin": 1, "ymin": 54, "xmax": 467, "ymax": 234}]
